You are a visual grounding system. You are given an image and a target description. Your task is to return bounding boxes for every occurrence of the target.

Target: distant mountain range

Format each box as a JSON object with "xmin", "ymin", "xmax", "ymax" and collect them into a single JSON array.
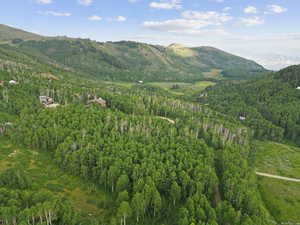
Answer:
[
  {"xmin": 252, "ymin": 54, "xmax": 300, "ymax": 71},
  {"xmin": 0, "ymin": 24, "xmax": 267, "ymax": 82}
]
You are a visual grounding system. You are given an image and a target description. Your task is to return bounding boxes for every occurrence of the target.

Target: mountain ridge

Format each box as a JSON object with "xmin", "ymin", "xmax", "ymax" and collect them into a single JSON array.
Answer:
[
  {"xmin": 0, "ymin": 24, "xmax": 267, "ymax": 82},
  {"xmin": 0, "ymin": 24, "xmax": 43, "ymax": 42}
]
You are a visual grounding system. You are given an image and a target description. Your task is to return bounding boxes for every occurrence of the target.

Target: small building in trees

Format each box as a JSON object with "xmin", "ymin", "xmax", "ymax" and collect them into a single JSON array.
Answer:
[
  {"xmin": 39, "ymin": 96, "xmax": 59, "ymax": 108},
  {"xmin": 137, "ymin": 80, "xmax": 144, "ymax": 84},
  {"xmin": 239, "ymin": 116, "xmax": 246, "ymax": 121},
  {"xmin": 297, "ymin": 87, "xmax": 300, "ymax": 90},
  {"xmin": 199, "ymin": 93, "xmax": 208, "ymax": 98},
  {"xmin": 88, "ymin": 97, "xmax": 107, "ymax": 107},
  {"xmin": 39, "ymin": 96, "xmax": 54, "ymax": 105},
  {"xmin": 45, "ymin": 103, "xmax": 60, "ymax": 108},
  {"xmin": 9, "ymin": 80, "xmax": 18, "ymax": 85}
]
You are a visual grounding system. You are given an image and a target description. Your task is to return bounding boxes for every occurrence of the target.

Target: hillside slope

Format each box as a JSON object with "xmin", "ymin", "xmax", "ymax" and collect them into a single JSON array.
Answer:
[
  {"xmin": 0, "ymin": 24, "xmax": 42, "ymax": 42},
  {"xmin": 198, "ymin": 65, "xmax": 300, "ymax": 144},
  {"xmin": 0, "ymin": 24, "xmax": 266, "ymax": 82},
  {"xmin": 17, "ymin": 40, "xmax": 266, "ymax": 81}
]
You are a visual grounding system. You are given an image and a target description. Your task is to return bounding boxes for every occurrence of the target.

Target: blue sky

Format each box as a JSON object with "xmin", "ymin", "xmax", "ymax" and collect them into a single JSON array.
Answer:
[{"xmin": 1, "ymin": 0, "xmax": 300, "ymax": 69}]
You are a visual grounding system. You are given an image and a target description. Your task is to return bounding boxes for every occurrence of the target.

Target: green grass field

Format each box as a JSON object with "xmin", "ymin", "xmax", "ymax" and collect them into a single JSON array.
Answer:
[
  {"xmin": 149, "ymin": 81, "xmax": 216, "ymax": 96},
  {"xmin": 103, "ymin": 81, "xmax": 136, "ymax": 88},
  {"xmin": 0, "ymin": 137, "xmax": 112, "ymax": 222},
  {"xmin": 255, "ymin": 141, "xmax": 300, "ymax": 178},
  {"xmin": 255, "ymin": 141, "xmax": 300, "ymax": 223},
  {"xmin": 203, "ymin": 69, "xmax": 223, "ymax": 80}
]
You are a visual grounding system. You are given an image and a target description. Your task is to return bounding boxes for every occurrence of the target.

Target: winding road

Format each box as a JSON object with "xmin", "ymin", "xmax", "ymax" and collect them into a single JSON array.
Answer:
[{"xmin": 256, "ymin": 172, "xmax": 300, "ymax": 183}]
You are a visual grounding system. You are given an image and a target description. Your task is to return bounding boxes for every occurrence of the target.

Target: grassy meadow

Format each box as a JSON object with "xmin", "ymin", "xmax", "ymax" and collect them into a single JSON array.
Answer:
[
  {"xmin": 255, "ymin": 141, "xmax": 300, "ymax": 223},
  {"xmin": 148, "ymin": 81, "xmax": 216, "ymax": 96}
]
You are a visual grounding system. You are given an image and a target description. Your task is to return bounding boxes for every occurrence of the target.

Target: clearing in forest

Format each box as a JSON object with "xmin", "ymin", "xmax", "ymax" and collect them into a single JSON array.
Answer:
[{"xmin": 255, "ymin": 141, "xmax": 300, "ymax": 223}]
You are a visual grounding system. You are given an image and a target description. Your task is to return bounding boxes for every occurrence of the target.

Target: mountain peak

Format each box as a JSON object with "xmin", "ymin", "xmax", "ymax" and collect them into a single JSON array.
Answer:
[
  {"xmin": 168, "ymin": 43, "xmax": 186, "ymax": 49},
  {"xmin": 167, "ymin": 43, "xmax": 197, "ymax": 57}
]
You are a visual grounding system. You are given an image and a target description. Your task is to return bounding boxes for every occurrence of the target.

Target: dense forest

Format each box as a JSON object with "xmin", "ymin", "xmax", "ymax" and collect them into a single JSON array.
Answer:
[
  {"xmin": 0, "ymin": 42, "xmax": 271, "ymax": 224},
  {"xmin": 198, "ymin": 65, "xmax": 300, "ymax": 145}
]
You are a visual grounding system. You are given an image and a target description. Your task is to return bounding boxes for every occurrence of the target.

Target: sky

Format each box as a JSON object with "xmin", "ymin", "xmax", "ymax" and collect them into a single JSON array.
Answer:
[{"xmin": 1, "ymin": 0, "xmax": 300, "ymax": 69}]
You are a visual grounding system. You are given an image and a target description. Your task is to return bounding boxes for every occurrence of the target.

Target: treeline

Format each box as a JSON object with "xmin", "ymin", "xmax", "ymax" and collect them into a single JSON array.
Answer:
[
  {"xmin": 11, "ymin": 104, "xmax": 268, "ymax": 225},
  {"xmin": 198, "ymin": 69, "xmax": 300, "ymax": 145},
  {"xmin": 275, "ymin": 65, "xmax": 300, "ymax": 87},
  {"xmin": 222, "ymin": 69, "xmax": 268, "ymax": 80},
  {"xmin": 0, "ymin": 167, "xmax": 80, "ymax": 225}
]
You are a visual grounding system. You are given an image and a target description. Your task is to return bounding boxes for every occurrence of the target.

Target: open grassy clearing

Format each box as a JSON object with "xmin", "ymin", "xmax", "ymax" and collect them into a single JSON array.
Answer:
[
  {"xmin": 203, "ymin": 69, "xmax": 223, "ymax": 80},
  {"xmin": 255, "ymin": 141, "xmax": 300, "ymax": 178},
  {"xmin": 0, "ymin": 137, "xmax": 112, "ymax": 222},
  {"xmin": 255, "ymin": 141, "xmax": 300, "ymax": 223},
  {"xmin": 258, "ymin": 177, "xmax": 300, "ymax": 223},
  {"xmin": 149, "ymin": 81, "xmax": 216, "ymax": 95},
  {"xmin": 103, "ymin": 81, "xmax": 136, "ymax": 88},
  {"xmin": 100, "ymin": 80, "xmax": 216, "ymax": 96}
]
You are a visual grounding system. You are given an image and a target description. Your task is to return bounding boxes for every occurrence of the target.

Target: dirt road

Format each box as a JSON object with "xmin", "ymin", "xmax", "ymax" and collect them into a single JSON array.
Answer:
[{"xmin": 256, "ymin": 172, "xmax": 300, "ymax": 182}]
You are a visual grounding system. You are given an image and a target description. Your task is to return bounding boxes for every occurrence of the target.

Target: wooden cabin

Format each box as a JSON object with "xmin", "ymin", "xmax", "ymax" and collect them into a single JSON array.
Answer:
[
  {"xmin": 88, "ymin": 97, "xmax": 107, "ymax": 107},
  {"xmin": 39, "ymin": 96, "xmax": 58, "ymax": 108}
]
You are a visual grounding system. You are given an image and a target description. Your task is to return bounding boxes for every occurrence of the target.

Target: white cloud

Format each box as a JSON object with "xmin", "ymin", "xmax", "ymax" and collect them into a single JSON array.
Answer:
[
  {"xmin": 244, "ymin": 6, "xmax": 258, "ymax": 14},
  {"xmin": 115, "ymin": 16, "xmax": 127, "ymax": 22},
  {"xmin": 36, "ymin": 0, "xmax": 52, "ymax": 4},
  {"xmin": 143, "ymin": 19, "xmax": 227, "ymax": 35},
  {"xmin": 38, "ymin": 11, "xmax": 72, "ymax": 17},
  {"xmin": 144, "ymin": 19, "xmax": 211, "ymax": 32},
  {"xmin": 182, "ymin": 11, "xmax": 232, "ymax": 24},
  {"xmin": 149, "ymin": 0, "xmax": 182, "ymax": 10},
  {"xmin": 78, "ymin": 0, "xmax": 93, "ymax": 6},
  {"xmin": 223, "ymin": 7, "xmax": 232, "ymax": 12},
  {"xmin": 88, "ymin": 15, "xmax": 102, "ymax": 21},
  {"xmin": 267, "ymin": 5, "xmax": 287, "ymax": 14},
  {"xmin": 240, "ymin": 16, "xmax": 264, "ymax": 27},
  {"xmin": 108, "ymin": 16, "xmax": 127, "ymax": 22},
  {"xmin": 143, "ymin": 9, "xmax": 232, "ymax": 35}
]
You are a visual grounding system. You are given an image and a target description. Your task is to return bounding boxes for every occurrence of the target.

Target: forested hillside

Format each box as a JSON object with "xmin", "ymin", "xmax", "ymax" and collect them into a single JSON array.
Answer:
[
  {"xmin": 0, "ymin": 25, "xmax": 267, "ymax": 82},
  {"xmin": 198, "ymin": 65, "xmax": 300, "ymax": 145},
  {"xmin": 0, "ymin": 41, "xmax": 273, "ymax": 225}
]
